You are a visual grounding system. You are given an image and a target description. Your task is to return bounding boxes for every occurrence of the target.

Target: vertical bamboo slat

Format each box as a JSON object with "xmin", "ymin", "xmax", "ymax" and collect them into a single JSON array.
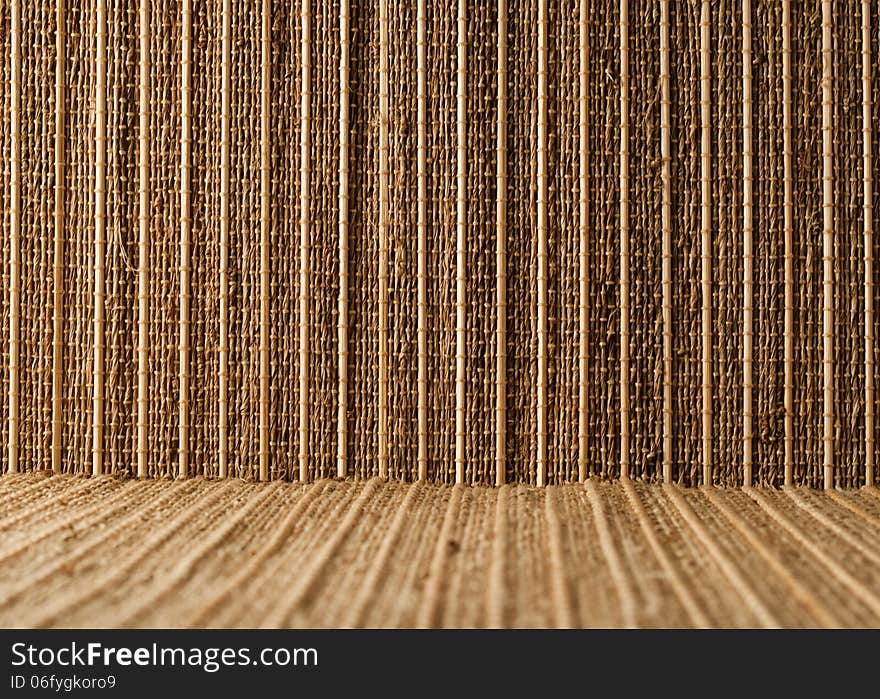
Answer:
[
  {"xmin": 454, "ymin": 0, "xmax": 466, "ymax": 485},
  {"xmin": 700, "ymin": 0, "xmax": 712, "ymax": 486},
  {"xmin": 93, "ymin": 0, "xmax": 107, "ymax": 477},
  {"xmin": 742, "ymin": 0, "xmax": 754, "ymax": 487},
  {"xmin": 8, "ymin": 0, "xmax": 20, "ymax": 474},
  {"xmin": 618, "ymin": 0, "xmax": 630, "ymax": 480},
  {"xmin": 495, "ymin": 0, "xmax": 508, "ymax": 487},
  {"xmin": 782, "ymin": 0, "xmax": 793, "ymax": 487},
  {"xmin": 337, "ymin": 0, "xmax": 351, "ymax": 479},
  {"xmin": 416, "ymin": 0, "xmax": 428, "ymax": 482},
  {"xmin": 137, "ymin": 0, "xmax": 150, "ymax": 479},
  {"xmin": 379, "ymin": 0, "xmax": 390, "ymax": 480},
  {"xmin": 861, "ymin": 0, "xmax": 875, "ymax": 488},
  {"xmin": 260, "ymin": 0, "xmax": 272, "ymax": 482},
  {"xmin": 52, "ymin": 0, "xmax": 66, "ymax": 474},
  {"xmin": 298, "ymin": 0, "xmax": 309, "ymax": 483},
  {"xmin": 536, "ymin": 0, "xmax": 548, "ymax": 487},
  {"xmin": 660, "ymin": 0, "xmax": 672, "ymax": 483},
  {"xmin": 577, "ymin": 0, "xmax": 589, "ymax": 483},
  {"xmin": 417, "ymin": 0, "xmax": 430, "ymax": 479},
  {"xmin": 821, "ymin": 0, "xmax": 834, "ymax": 491},
  {"xmin": 218, "ymin": 0, "xmax": 231, "ymax": 479},
  {"xmin": 179, "ymin": 0, "xmax": 193, "ymax": 479}
]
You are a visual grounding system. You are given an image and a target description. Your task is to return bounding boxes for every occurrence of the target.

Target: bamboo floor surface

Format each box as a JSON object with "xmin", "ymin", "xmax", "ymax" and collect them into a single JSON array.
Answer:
[{"xmin": 1, "ymin": 473, "xmax": 879, "ymax": 628}]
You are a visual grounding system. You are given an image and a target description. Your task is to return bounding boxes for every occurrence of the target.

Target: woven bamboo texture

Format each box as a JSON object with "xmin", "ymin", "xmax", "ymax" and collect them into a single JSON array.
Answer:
[
  {"xmin": 0, "ymin": 1, "xmax": 878, "ymax": 487},
  {"xmin": 1, "ymin": 472, "xmax": 880, "ymax": 627}
]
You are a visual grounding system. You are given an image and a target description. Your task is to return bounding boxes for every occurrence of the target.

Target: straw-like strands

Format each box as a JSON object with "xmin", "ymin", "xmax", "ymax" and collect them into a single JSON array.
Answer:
[
  {"xmin": 4, "ymin": 473, "xmax": 880, "ymax": 627},
  {"xmin": 0, "ymin": 1, "xmax": 878, "ymax": 487}
]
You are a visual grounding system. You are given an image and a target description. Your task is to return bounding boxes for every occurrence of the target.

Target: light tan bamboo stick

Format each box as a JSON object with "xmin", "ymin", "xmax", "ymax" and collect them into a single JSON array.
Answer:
[
  {"xmin": 782, "ymin": 0, "xmax": 794, "ymax": 486},
  {"xmin": 178, "ymin": 0, "xmax": 193, "ymax": 479},
  {"xmin": 619, "ymin": 0, "xmax": 630, "ymax": 480},
  {"xmin": 536, "ymin": 0, "xmax": 548, "ymax": 487},
  {"xmin": 93, "ymin": 0, "xmax": 107, "ymax": 476},
  {"xmin": 742, "ymin": 0, "xmax": 754, "ymax": 487},
  {"xmin": 454, "ymin": 0, "xmax": 466, "ymax": 484},
  {"xmin": 495, "ymin": 0, "xmax": 508, "ymax": 487},
  {"xmin": 8, "ymin": 0, "xmax": 20, "ymax": 474},
  {"xmin": 578, "ymin": 0, "xmax": 589, "ymax": 483},
  {"xmin": 416, "ymin": 0, "xmax": 428, "ymax": 481},
  {"xmin": 299, "ymin": 0, "xmax": 310, "ymax": 483},
  {"xmin": 137, "ymin": 0, "xmax": 150, "ymax": 479},
  {"xmin": 218, "ymin": 0, "xmax": 231, "ymax": 478},
  {"xmin": 700, "ymin": 0, "xmax": 712, "ymax": 486},
  {"xmin": 862, "ymin": 0, "xmax": 875, "ymax": 488},
  {"xmin": 261, "ymin": 0, "xmax": 272, "ymax": 482},
  {"xmin": 337, "ymin": 0, "xmax": 351, "ymax": 479},
  {"xmin": 821, "ymin": 0, "xmax": 834, "ymax": 491},
  {"xmin": 52, "ymin": 0, "xmax": 66, "ymax": 474},
  {"xmin": 660, "ymin": 0, "xmax": 672, "ymax": 483},
  {"xmin": 378, "ymin": 0, "xmax": 390, "ymax": 479}
]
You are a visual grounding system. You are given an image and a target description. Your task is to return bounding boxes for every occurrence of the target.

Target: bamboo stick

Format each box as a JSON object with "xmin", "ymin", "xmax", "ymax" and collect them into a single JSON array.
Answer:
[
  {"xmin": 379, "ymin": 0, "xmax": 390, "ymax": 479},
  {"xmin": 455, "ymin": 0, "xmax": 467, "ymax": 484},
  {"xmin": 52, "ymin": 0, "xmax": 66, "ymax": 474},
  {"xmin": 536, "ymin": 0, "xmax": 548, "ymax": 487},
  {"xmin": 619, "ymin": 0, "xmax": 630, "ymax": 480},
  {"xmin": 137, "ymin": 0, "xmax": 150, "ymax": 479},
  {"xmin": 178, "ymin": 0, "xmax": 193, "ymax": 479},
  {"xmin": 260, "ymin": 0, "xmax": 272, "ymax": 482},
  {"xmin": 299, "ymin": 0, "xmax": 310, "ymax": 483},
  {"xmin": 8, "ymin": 0, "xmax": 21, "ymax": 474},
  {"xmin": 218, "ymin": 0, "xmax": 231, "ymax": 478},
  {"xmin": 821, "ymin": 0, "xmax": 834, "ymax": 491},
  {"xmin": 862, "ymin": 0, "xmax": 875, "ymax": 488},
  {"xmin": 496, "ymin": 0, "xmax": 508, "ymax": 487},
  {"xmin": 700, "ymin": 0, "xmax": 712, "ymax": 486},
  {"xmin": 742, "ymin": 0, "xmax": 754, "ymax": 487},
  {"xmin": 417, "ymin": 0, "xmax": 429, "ymax": 481},
  {"xmin": 578, "ymin": 0, "xmax": 589, "ymax": 483},
  {"xmin": 93, "ymin": 0, "xmax": 107, "ymax": 476},
  {"xmin": 782, "ymin": 0, "xmax": 794, "ymax": 487},
  {"xmin": 660, "ymin": 0, "xmax": 672, "ymax": 483},
  {"xmin": 337, "ymin": 0, "xmax": 351, "ymax": 479}
]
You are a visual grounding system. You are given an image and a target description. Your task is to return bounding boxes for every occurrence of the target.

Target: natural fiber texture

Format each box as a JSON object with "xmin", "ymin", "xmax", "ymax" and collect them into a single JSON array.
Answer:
[
  {"xmin": 1, "ymin": 1, "xmax": 879, "ymax": 486},
  {"xmin": 1, "ymin": 473, "xmax": 879, "ymax": 627}
]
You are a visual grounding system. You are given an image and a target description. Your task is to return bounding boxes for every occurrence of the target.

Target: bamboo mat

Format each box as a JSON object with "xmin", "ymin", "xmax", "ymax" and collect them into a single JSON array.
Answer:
[
  {"xmin": 1, "ymin": 473, "xmax": 879, "ymax": 628},
  {"xmin": 0, "ymin": 1, "xmax": 878, "ymax": 488}
]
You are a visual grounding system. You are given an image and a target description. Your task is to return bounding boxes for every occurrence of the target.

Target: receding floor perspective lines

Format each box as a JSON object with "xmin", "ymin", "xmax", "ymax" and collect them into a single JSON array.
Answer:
[{"xmin": 1, "ymin": 473, "xmax": 879, "ymax": 628}]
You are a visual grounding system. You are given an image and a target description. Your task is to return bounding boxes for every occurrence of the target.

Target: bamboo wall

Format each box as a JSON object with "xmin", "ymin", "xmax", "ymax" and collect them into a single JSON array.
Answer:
[{"xmin": 0, "ymin": 0, "xmax": 877, "ymax": 487}]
